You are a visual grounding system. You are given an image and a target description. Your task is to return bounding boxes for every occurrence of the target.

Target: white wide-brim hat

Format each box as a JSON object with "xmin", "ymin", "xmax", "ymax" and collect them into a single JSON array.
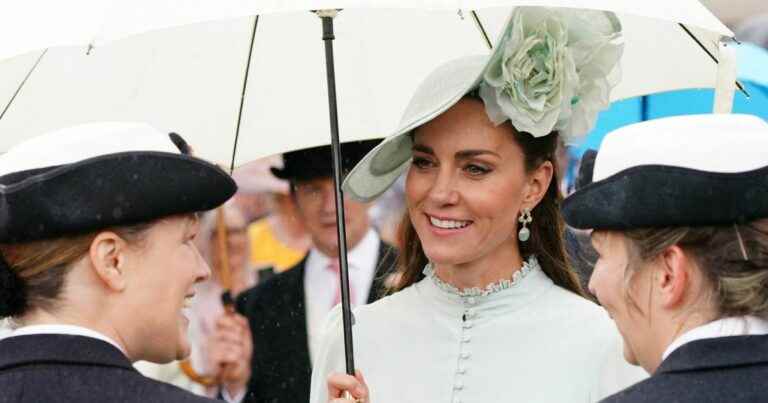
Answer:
[
  {"xmin": 563, "ymin": 114, "xmax": 768, "ymax": 230},
  {"xmin": 343, "ymin": 6, "xmax": 623, "ymax": 202}
]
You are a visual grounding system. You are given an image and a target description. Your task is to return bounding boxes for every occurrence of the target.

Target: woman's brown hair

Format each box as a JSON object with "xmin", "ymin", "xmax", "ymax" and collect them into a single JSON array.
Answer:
[
  {"xmin": 622, "ymin": 220, "xmax": 768, "ymax": 318},
  {"xmin": 0, "ymin": 223, "xmax": 151, "ymax": 319},
  {"xmin": 392, "ymin": 95, "xmax": 584, "ymax": 296}
]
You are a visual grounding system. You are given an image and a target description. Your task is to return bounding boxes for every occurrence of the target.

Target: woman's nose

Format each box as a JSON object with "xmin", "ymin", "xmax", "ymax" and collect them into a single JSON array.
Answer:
[
  {"xmin": 427, "ymin": 169, "xmax": 459, "ymax": 206},
  {"xmin": 194, "ymin": 246, "xmax": 212, "ymax": 282}
]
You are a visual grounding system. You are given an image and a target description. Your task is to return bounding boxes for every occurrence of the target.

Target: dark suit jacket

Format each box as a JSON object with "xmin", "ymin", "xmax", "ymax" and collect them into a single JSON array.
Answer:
[
  {"xmin": 602, "ymin": 335, "xmax": 768, "ymax": 403},
  {"xmin": 0, "ymin": 334, "xmax": 216, "ymax": 403},
  {"xmin": 236, "ymin": 241, "xmax": 397, "ymax": 403}
]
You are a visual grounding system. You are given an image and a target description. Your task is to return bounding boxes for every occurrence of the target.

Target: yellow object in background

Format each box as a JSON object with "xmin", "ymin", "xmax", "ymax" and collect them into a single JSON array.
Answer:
[{"xmin": 248, "ymin": 219, "xmax": 307, "ymax": 272}]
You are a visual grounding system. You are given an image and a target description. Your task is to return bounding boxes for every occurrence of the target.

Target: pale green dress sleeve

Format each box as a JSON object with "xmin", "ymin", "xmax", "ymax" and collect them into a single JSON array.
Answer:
[{"xmin": 309, "ymin": 306, "xmax": 347, "ymax": 403}]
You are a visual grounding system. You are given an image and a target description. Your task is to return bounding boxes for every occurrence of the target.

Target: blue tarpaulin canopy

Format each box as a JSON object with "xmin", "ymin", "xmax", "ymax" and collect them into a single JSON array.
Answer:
[{"xmin": 573, "ymin": 43, "xmax": 768, "ymax": 158}]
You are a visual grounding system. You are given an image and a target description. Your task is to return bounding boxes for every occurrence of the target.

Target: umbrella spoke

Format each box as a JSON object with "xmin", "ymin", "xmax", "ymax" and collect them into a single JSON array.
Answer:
[
  {"xmin": 1, "ymin": 49, "xmax": 47, "ymax": 121},
  {"xmin": 678, "ymin": 23, "xmax": 749, "ymax": 98},
  {"xmin": 230, "ymin": 15, "xmax": 260, "ymax": 174},
  {"xmin": 470, "ymin": 10, "xmax": 493, "ymax": 50}
]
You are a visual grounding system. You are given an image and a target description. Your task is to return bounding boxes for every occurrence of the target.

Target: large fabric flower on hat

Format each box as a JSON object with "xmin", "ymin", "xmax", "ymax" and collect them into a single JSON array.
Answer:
[{"xmin": 479, "ymin": 7, "xmax": 623, "ymax": 141}]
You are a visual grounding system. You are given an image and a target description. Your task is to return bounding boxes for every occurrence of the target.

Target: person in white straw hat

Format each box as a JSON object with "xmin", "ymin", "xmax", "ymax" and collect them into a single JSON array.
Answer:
[
  {"xmin": 312, "ymin": 6, "xmax": 645, "ymax": 403},
  {"xmin": 0, "ymin": 122, "xmax": 243, "ymax": 402},
  {"xmin": 562, "ymin": 113, "xmax": 768, "ymax": 403}
]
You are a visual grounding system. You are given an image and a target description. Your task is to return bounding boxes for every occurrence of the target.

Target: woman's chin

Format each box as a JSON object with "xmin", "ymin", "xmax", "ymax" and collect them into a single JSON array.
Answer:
[
  {"xmin": 622, "ymin": 341, "xmax": 640, "ymax": 366},
  {"xmin": 175, "ymin": 317, "xmax": 192, "ymax": 360},
  {"xmin": 424, "ymin": 249, "xmax": 470, "ymax": 266}
]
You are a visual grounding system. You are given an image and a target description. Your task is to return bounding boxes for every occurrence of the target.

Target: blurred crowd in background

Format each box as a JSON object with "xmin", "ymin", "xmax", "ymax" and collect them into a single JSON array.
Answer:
[{"xmin": 1, "ymin": 0, "xmax": 765, "ymax": 399}]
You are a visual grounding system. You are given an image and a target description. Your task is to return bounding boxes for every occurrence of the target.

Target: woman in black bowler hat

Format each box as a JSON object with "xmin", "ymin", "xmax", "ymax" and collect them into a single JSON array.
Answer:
[
  {"xmin": 0, "ymin": 122, "xmax": 241, "ymax": 402},
  {"xmin": 562, "ymin": 114, "xmax": 768, "ymax": 402}
]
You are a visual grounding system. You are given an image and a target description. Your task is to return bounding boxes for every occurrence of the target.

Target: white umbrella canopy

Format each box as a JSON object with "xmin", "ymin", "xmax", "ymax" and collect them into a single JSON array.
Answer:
[
  {"xmin": 0, "ymin": 1, "xmax": 734, "ymax": 167},
  {"xmin": 0, "ymin": 0, "xmax": 731, "ymax": 62}
]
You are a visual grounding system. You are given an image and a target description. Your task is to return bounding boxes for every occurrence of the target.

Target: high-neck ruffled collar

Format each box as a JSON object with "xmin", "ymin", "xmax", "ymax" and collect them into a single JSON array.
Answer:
[
  {"xmin": 423, "ymin": 255, "xmax": 540, "ymax": 298},
  {"xmin": 415, "ymin": 255, "xmax": 553, "ymax": 319}
]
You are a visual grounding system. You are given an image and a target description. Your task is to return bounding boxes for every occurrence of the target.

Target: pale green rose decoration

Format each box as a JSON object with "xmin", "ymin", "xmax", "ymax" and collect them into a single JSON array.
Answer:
[{"xmin": 479, "ymin": 7, "xmax": 623, "ymax": 142}]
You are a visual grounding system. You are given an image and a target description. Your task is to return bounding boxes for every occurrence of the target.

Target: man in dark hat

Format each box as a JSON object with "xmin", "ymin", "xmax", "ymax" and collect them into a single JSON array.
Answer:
[{"xmin": 234, "ymin": 139, "xmax": 397, "ymax": 403}]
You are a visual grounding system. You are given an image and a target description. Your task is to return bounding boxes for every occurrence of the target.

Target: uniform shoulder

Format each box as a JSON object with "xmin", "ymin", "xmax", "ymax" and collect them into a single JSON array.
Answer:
[{"xmin": 599, "ymin": 375, "xmax": 659, "ymax": 403}]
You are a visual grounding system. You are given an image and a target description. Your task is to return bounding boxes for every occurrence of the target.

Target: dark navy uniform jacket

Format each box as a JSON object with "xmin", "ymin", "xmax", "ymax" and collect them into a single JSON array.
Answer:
[
  {"xmin": 602, "ymin": 335, "xmax": 768, "ymax": 403},
  {"xmin": 0, "ymin": 334, "xmax": 217, "ymax": 403}
]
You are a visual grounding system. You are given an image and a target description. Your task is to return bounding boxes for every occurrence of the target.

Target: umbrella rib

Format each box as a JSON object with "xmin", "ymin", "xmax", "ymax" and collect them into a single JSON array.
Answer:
[
  {"xmin": 230, "ymin": 15, "xmax": 260, "ymax": 174},
  {"xmin": 470, "ymin": 10, "xmax": 493, "ymax": 50},
  {"xmin": 0, "ymin": 49, "xmax": 48, "ymax": 121},
  {"xmin": 678, "ymin": 23, "xmax": 749, "ymax": 98}
]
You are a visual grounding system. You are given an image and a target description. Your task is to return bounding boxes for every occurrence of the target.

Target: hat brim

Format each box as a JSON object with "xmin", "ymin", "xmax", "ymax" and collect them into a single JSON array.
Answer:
[
  {"xmin": 270, "ymin": 166, "xmax": 331, "ymax": 182},
  {"xmin": 269, "ymin": 166, "xmax": 292, "ymax": 181},
  {"xmin": 562, "ymin": 164, "xmax": 768, "ymax": 230},
  {"xmin": 342, "ymin": 56, "xmax": 488, "ymax": 202},
  {"xmin": 0, "ymin": 152, "xmax": 236, "ymax": 242}
]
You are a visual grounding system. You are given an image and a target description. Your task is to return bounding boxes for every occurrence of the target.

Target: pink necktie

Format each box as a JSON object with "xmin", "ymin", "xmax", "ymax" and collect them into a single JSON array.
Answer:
[{"xmin": 327, "ymin": 259, "xmax": 354, "ymax": 309}]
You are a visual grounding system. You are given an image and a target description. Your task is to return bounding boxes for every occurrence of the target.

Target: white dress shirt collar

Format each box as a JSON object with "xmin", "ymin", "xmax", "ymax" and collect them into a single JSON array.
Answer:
[
  {"xmin": 306, "ymin": 229, "xmax": 380, "ymax": 276},
  {"xmin": 663, "ymin": 315, "xmax": 768, "ymax": 360},
  {"xmin": 2, "ymin": 324, "xmax": 126, "ymax": 355}
]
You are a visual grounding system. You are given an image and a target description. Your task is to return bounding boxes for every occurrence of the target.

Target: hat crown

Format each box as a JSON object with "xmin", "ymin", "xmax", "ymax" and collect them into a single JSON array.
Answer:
[
  {"xmin": 0, "ymin": 122, "xmax": 178, "ymax": 177},
  {"xmin": 594, "ymin": 114, "xmax": 768, "ymax": 181}
]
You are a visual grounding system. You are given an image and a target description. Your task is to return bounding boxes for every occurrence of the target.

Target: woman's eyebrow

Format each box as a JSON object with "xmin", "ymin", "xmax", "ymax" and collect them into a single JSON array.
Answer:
[
  {"xmin": 455, "ymin": 149, "xmax": 501, "ymax": 159},
  {"xmin": 413, "ymin": 144, "xmax": 500, "ymax": 159},
  {"xmin": 412, "ymin": 144, "xmax": 434, "ymax": 154}
]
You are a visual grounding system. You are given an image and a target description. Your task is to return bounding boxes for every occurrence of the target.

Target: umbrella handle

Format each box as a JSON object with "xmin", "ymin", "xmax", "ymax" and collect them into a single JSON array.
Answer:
[
  {"xmin": 179, "ymin": 359, "xmax": 219, "ymax": 387},
  {"xmin": 215, "ymin": 207, "xmax": 233, "ymax": 291}
]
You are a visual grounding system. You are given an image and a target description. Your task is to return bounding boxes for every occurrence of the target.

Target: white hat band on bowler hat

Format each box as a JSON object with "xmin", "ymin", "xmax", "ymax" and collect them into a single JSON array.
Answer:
[
  {"xmin": 0, "ymin": 121, "xmax": 236, "ymax": 243},
  {"xmin": 562, "ymin": 114, "xmax": 768, "ymax": 230},
  {"xmin": 343, "ymin": 6, "xmax": 624, "ymax": 202},
  {"xmin": 0, "ymin": 122, "xmax": 180, "ymax": 177}
]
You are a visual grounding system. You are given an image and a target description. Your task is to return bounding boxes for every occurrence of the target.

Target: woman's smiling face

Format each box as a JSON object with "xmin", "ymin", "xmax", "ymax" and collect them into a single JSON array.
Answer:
[{"xmin": 405, "ymin": 98, "xmax": 547, "ymax": 266}]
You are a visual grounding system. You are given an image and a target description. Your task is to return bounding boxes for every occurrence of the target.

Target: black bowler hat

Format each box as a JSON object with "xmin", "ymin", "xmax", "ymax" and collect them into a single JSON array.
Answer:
[
  {"xmin": 270, "ymin": 139, "xmax": 381, "ymax": 182},
  {"xmin": 563, "ymin": 114, "xmax": 768, "ymax": 230},
  {"xmin": 0, "ymin": 122, "xmax": 237, "ymax": 243}
]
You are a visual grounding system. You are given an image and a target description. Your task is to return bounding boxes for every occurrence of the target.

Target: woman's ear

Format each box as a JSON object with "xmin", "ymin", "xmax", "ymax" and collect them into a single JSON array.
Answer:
[
  {"xmin": 656, "ymin": 245, "xmax": 692, "ymax": 310},
  {"xmin": 88, "ymin": 231, "xmax": 128, "ymax": 292},
  {"xmin": 522, "ymin": 160, "xmax": 554, "ymax": 209}
]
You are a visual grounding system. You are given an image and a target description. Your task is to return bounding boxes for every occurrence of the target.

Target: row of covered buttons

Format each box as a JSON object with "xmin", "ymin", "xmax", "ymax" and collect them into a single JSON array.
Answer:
[{"xmin": 454, "ymin": 303, "xmax": 478, "ymax": 403}]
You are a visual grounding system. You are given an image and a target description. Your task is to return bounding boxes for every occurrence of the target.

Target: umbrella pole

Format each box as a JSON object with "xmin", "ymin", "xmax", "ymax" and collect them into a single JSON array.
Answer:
[{"xmin": 316, "ymin": 9, "xmax": 356, "ymax": 377}]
